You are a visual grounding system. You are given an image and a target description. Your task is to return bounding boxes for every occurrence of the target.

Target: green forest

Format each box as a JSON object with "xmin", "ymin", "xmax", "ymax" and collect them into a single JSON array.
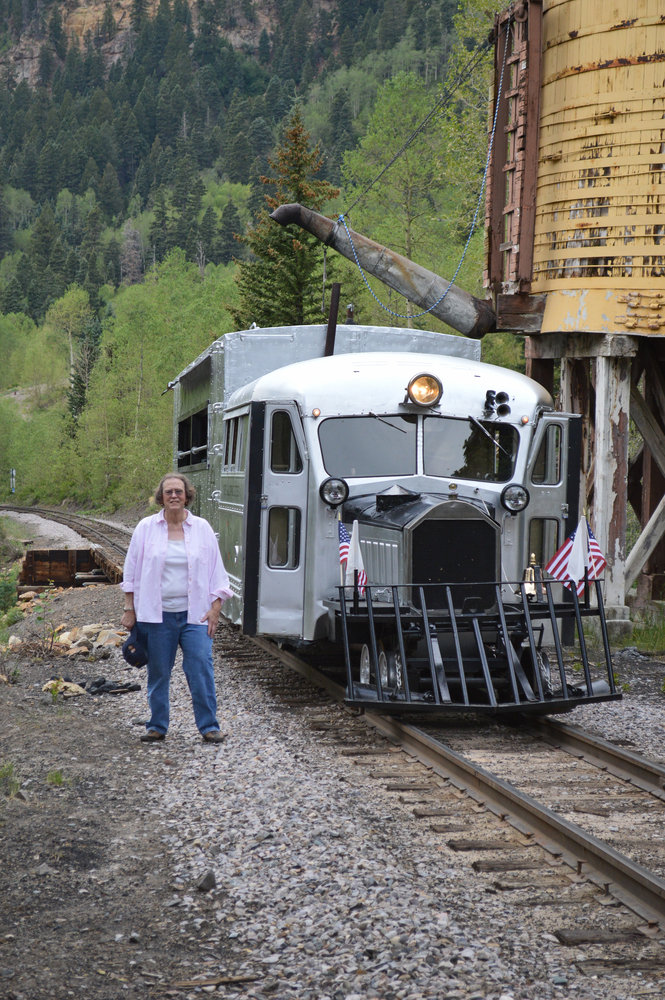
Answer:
[{"xmin": 0, "ymin": 0, "xmax": 518, "ymax": 511}]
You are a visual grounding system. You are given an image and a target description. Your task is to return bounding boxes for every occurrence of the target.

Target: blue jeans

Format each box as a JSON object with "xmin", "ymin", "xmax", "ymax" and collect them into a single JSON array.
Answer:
[{"xmin": 140, "ymin": 612, "xmax": 219, "ymax": 735}]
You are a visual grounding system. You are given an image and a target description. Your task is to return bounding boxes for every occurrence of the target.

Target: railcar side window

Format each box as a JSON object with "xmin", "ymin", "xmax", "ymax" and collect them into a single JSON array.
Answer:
[
  {"xmin": 531, "ymin": 425, "xmax": 562, "ymax": 485},
  {"xmin": 268, "ymin": 507, "xmax": 301, "ymax": 568},
  {"xmin": 529, "ymin": 518, "xmax": 559, "ymax": 567},
  {"xmin": 319, "ymin": 416, "xmax": 417, "ymax": 477},
  {"xmin": 271, "ymin": 411, "xmax": 302, "ymax": 473},
  {"xmin": 177, "ymin": 407, "xmax": 208, "ymax": 468},
  {"xmin": 222, "ymin": 416, "xmax": 246, "ymax": 471},
  {"xmin": 424, "ymin": 417, "xmax": 518, "ymax": 482}
]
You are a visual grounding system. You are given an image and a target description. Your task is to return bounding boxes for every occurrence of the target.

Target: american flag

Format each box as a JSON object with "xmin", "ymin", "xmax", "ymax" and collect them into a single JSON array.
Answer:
[
  {"xmin": 544, "ymin": 517, "xmax": 607, "ymax": 596},
  {"xmin": 338, "ymin": 521, "xmax": 350, "ymax": 566},
  {"xmin": 345, "ymin": 520, "xmax": 367, "ymax": 596}
]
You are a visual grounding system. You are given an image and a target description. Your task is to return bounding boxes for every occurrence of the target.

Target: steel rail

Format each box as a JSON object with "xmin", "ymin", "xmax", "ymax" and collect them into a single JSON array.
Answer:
[
  {"xmin": 251, "ymin": 638, "xmax": 347, "ymax": 703},
  {"xmin": 365, "ymin": 713, "xmax": 665, "ymax": 927},
  {"xmin": 526, "ymin": 716, "xmax": 665, "ymax": 799},
  {"xmin": 248, "ymin": 637, "xmax": 665, "ymax": 925}
]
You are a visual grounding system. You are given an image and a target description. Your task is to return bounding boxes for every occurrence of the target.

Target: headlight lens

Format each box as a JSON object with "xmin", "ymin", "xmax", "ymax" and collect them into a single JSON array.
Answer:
[
  {"xmin": 319, "ymin": 477, "xmax": 349, "ymax": 507},
  {"xmin": 501, "ymin": 484, "xmax": 530, "ymax": 513},
  {"xmin": 407, "ymin": 373, "xmax": 442, "ymax": 406}
]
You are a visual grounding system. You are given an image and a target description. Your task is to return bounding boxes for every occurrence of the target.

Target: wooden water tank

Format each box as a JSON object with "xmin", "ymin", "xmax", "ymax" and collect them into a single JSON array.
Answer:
[{"xmin": 533, "ymin": 0, "xmax": 665, "ymax": 335}]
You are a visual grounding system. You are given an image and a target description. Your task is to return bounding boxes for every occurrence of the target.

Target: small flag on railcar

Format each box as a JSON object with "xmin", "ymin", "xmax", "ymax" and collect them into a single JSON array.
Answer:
[
  {"xmin": 345, "ymin": 520, "xmax": 367, "ymax": 596},
  {"xmin": 338, "ymin": 521, "xmax": 350, "ymax": 566},
  {"xmin": 544, "ymin": 516, "xmax": 607, "ymax": 595}
]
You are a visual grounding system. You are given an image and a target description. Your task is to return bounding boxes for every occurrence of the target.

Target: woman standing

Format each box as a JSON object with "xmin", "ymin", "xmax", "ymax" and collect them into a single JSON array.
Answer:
[{"xmin": 121, "ymin": 473, "xmax": 232, "ymax": 744}]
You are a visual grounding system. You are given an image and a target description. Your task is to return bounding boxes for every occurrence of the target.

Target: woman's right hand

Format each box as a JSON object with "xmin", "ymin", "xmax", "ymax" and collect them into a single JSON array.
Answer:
[{"xmin": 121, "ymin": 609, "xmax": 137, "ymax": 629}]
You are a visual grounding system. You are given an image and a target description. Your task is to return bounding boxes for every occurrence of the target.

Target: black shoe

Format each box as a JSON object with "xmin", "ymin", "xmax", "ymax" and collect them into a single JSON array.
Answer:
[
  {"xmin": 140, "ymin": 730, "xmax": 165, "ymax": 743},
  {"xmin": 202, "ymin": 730, "xmax": 226, "ymax": 744}
]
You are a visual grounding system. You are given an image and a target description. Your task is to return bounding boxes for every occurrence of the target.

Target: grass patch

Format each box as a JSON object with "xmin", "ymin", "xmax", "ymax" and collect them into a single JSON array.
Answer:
[
  {"xmin": 0, "ymin": 761, "xmax": 21, "ymax": 798},
  {"xmin": 46, "ymin": 769, "xmax": 69, "ymax": 787},
  {"xmin": 0, "ymin": 517, "xmax": 25, "ymax": 569},
  {"xmin": 0, "ymin": 564, "xmax": 19, "ymax": 613},
  {"xmin": 624, "ymin": 614, "xmax": 665, "ymax": 655}
]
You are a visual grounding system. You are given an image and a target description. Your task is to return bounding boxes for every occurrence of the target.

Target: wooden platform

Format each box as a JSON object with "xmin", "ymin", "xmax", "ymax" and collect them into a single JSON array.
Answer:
[{"xmin": 18, "ymin": 548, "xmax": 114, "ymax": 591}]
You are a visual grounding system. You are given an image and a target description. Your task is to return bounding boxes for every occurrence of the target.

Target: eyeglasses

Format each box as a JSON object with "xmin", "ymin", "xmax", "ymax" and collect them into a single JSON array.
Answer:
[{"xmin": 164, "ymin": 489, "xmax": 185, "ymax": 496}]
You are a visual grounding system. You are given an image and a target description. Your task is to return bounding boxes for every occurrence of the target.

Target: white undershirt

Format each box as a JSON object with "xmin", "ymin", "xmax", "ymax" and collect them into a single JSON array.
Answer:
[{"xmin": 161, "ymin": 540, "xmax": 189, "ymax": 612}]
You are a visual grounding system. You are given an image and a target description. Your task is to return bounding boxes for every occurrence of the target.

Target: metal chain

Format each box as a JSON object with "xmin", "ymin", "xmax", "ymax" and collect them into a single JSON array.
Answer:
[{"xmin": 339, "ymin": 21, "xmax": 512, "ymax": 322}]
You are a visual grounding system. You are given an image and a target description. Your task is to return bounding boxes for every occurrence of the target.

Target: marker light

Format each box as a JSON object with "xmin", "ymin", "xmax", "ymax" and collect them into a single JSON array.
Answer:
[
  {"xmin": 501, "ymin": 484, "xmax": 530, "ymax": 513},
  {"xmin": 407, "ymin": 373, "xmax": 442, "ymax": 406},
  {"xmin": 319, "ymin": 477, "xmax": 349, "ymax": 507}
]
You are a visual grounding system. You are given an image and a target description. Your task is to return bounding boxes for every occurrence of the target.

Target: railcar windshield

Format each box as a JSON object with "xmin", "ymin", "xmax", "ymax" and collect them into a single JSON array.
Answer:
[
  {"xmin": 424, "ymin": 416, "xmax": 519, "ymax": 482},
  {"xmin": 319, "ymin": 415, "xmax": 417, "ymax": 476},
  {"xmin": 318, "ymin": 414, "xmax": 519, "ymax": 480}
]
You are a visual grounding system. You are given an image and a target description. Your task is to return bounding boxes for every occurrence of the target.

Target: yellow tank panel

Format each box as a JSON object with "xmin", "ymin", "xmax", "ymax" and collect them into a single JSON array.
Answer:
[{"xmin": 533, "ymin": 0, "xmax": 665, "ymax": 334}]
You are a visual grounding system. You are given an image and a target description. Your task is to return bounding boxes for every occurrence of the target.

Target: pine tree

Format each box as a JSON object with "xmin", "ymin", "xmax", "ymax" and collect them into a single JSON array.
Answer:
[
  {"xmin": 131, "ymin": 0, "xmax": 149, "ymax": 32},
  {"xmin": 216, "ymin": 200, "xmax": 242, "ymax": 264},
  {"xmin": 67, "ymin": 315, "xmax": 101, "ymax": 423},
  {"xmin": 232, "ymin": 103, "xmax": 339, "ymax": 328},
  {"xmin": 100, "ymin": 2, "xmax": 117, "ymax": 43},
  {"xmin": 98, "ymin": 162, "xmax": 124, "ymax": 220}
]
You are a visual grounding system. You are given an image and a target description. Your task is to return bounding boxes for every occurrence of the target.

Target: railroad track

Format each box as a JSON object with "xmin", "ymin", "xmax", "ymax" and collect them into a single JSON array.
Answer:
[
  {"xmin": 6, "ymin": 507, "xmax": 665, "ymax": 959},
  {"xmin": 0, "ymin": 504, "xmax": 131, "ymax": 582},
  {"xmin": 255, "ymin": 637, "xmax": 665, "ymax": 941}
]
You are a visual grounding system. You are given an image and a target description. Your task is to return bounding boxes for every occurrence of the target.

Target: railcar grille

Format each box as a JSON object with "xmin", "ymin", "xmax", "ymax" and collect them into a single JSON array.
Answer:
[{"xmin": 412, "ymin": 518, "xmax": 497, "ymax": 610}]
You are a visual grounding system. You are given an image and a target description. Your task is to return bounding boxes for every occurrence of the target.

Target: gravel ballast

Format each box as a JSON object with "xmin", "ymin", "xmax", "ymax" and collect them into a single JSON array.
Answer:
[{"xmin": 2, "ymin": 581, "xmax": 665, "ymax": 999}]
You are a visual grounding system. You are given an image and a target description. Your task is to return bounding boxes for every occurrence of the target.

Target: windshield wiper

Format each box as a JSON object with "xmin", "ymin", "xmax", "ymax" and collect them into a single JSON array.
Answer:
[
  {"xmin": 369, "ymin": 412, "xmax": 408, "ymax": 433},
  {"xmin": 467, "ymin": 414, "xmax": 512, "ymax": 459}
]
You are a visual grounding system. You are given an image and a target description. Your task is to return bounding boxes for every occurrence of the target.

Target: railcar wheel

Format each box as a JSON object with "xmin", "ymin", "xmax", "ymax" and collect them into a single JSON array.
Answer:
[
  {"xmin": 358, "ymin": 643, "xmax": 400, "ymax": 693},
  {"xmin": 521, "ymin": 647, "xmax": 553, "ymax": 696},
  {"xmin": 377, "ymin": 647, "xmax": 389, "ymax": 688},
  {"xmin": 384, "ymin": 649, "xmax": 405, "ymax": 694},
  {"xmin": 359, "ymin": 644, "xmax": 371, "ymax": 685}
]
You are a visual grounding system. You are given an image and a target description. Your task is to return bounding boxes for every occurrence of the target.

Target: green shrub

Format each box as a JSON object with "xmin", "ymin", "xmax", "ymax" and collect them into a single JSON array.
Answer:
[{"xmin": 0, "ymin": 566, "xmax": 19, "ymax": 613}]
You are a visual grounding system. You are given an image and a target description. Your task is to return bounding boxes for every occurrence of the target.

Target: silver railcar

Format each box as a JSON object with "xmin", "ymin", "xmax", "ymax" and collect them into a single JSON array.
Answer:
[{"xmin": 171, "ymin": 324, "xmax": 619, "ymax": 715}]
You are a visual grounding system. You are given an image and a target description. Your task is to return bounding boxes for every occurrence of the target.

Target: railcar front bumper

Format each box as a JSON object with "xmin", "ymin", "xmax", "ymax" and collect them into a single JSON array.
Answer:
[{"xmin": 335, "ymin": 580, "xmax": 621, "ymax": 716}]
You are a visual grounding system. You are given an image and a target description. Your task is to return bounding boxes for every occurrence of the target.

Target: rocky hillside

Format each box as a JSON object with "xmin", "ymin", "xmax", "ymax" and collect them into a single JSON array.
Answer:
[{"xmin": 0, "ymin": 0, "xmax": 337, "ymax": 86}]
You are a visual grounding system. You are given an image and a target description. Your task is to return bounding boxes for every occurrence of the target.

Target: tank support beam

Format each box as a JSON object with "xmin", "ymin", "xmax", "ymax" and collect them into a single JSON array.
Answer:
[{"xmin": 526, "ymin": 333, "xmax": 665, "ymax": 618}]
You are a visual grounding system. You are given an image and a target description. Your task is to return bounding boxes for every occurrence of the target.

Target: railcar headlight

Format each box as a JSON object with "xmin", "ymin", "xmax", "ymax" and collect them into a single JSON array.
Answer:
[
  {"xmin": 406, "ymin": 373, "xmax": 442, "ymax": 407},
  {"xmin": 319, "ymin": 477, "xmax": 349, "ymax": 507},
  {"xmin": 501, "ymin": 484, "xmax": 530, "ymax": 513}
]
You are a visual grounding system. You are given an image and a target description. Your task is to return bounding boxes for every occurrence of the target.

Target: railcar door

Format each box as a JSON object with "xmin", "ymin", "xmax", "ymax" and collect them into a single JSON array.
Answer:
[
  {"xmin": 254, "ymin": 402, "xmax": 308, "ymax": 637},
  {"xmin": 524, "ymin": 413, "xmax": 581, "ymax": 568}
]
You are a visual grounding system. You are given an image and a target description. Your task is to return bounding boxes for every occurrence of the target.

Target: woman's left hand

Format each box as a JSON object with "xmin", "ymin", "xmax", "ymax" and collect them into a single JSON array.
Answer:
[{"xmin": 201, "ymin": 598, "xmax": 222, "ymax": 637}]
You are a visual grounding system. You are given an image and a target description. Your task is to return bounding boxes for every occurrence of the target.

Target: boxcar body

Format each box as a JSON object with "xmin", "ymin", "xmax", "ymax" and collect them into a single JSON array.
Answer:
[{"xmin": 171, "ymin": 324, "xmax": 619, "ymax": 715}]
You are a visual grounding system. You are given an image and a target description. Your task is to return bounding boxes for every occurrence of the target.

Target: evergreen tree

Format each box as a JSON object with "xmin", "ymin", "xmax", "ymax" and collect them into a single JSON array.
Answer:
[
  {"xmin": 100, "ymin": 2, "xmax": 117, "ymax": 43},
  {"xmin": 198, "ymin": 205, "xmax": 217, "ymax": 262},
  {"xmin": 98, "ymin": 162, "xmax": 124, "ymax": 219},
  {"xmin": 49, "ymin": 7, "xmax": 68, "ymax": 60},
  {"xmin": 216, "ymin": 200, "xmax": 242, "ymax": 264},
  {"xmin": 149, "ymin": 186, "xmax": 172, "ymax": 262},
  {"xmin": 67, "ymin": 315, "xmax": 101, "ymax": 423},
  {"xmin": 0, "ymin": 190, "xmax": 12, "ymax": 255},
  {"xmin": 131, "ymin": 0, "xmax": 149, "ymax": 32},
  {"xmin": 30, "ymin": 204, "xmax": 59, "ymax": 268},
  {"xmin": 232, "ymin": 103, "xmax": 339, "ymax": 328},
  {"xmin": 258, "ymin": 29, "xmax": 270, "ymax": 65}
]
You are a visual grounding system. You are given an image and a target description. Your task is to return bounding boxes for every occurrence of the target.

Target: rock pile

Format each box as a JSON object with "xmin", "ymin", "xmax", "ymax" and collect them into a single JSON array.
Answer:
[{"xmin": 5, "ymin": 620, "xmax": 127, "ymax": 658}]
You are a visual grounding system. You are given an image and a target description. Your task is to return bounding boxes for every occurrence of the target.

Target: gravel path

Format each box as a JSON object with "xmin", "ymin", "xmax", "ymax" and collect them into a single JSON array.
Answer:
[{"xmin": 1, "ymin": 510, "xmax": 89, "ymax": 547}]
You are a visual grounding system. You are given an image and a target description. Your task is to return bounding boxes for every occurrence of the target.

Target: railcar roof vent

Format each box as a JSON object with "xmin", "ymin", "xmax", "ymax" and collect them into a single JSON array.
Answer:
[{"xmin": 376, "ymin": 484, "xmax": 421, "ymax": 512}]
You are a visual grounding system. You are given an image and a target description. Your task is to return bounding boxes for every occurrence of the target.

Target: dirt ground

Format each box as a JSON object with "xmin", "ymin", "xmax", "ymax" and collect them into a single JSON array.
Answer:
[{"xmin": 0, "ymin": 582, "xmax": 240, "ymax": 1000}]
